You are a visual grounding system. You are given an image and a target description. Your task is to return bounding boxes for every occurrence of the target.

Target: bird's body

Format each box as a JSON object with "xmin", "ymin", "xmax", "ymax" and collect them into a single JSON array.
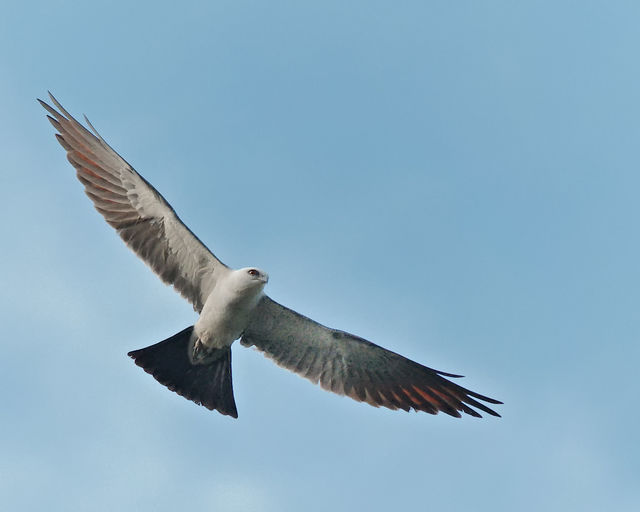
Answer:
[
  {"xmin": 40, "ymin": 93, "xmax": 502, "ymax": 420},
  {"xmin": 192, "ymin": 268, "xmax": 268, "ymax": 361}
]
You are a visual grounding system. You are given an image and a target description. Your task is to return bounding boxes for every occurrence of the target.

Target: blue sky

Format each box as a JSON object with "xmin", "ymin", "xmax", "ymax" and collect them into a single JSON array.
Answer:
[{"xmin": 2, "ymin": 1, "xmax": 639, "ymax": 510}]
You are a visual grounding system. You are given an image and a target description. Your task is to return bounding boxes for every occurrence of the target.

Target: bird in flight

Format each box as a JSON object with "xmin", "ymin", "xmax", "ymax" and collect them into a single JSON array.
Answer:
[{"xmin": 40, "ymin": 93, "xmax": 502, "ymax": 419}]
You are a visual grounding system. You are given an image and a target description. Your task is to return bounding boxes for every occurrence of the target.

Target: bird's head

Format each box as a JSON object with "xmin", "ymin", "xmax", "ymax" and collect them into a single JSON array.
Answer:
[{"xmin": 234, "ymin": 267, "xmax": 269, "ymax": 290}]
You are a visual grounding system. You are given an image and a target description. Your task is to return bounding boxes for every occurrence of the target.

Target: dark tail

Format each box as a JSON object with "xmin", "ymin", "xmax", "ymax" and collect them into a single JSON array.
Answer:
[{"xmin": 128, "ymin": 326, "xmax": 238, "ymax": 418}]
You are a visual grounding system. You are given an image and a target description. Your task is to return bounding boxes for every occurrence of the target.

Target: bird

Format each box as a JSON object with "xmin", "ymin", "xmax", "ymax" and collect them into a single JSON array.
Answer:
[{"xmin": 39, "ymin": 93, "xmax": 502, "ymax": 420}]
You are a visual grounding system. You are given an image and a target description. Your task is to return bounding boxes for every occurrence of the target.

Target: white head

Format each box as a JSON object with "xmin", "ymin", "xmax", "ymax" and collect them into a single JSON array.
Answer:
[{"xmin": 230, "ymin": 267, "xmax": 269, "ymax": 294}]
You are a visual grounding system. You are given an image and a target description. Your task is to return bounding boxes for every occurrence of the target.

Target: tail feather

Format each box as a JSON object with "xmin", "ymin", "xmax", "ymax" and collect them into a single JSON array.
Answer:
[{"xmin": 128, "ymin": 326, "xmax": 238, "ymax": 418}]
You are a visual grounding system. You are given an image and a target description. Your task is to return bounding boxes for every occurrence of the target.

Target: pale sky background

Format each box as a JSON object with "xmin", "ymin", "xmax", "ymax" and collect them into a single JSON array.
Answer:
[{"xmin": 1, "ymin": 1, "xmax": 639, "ymax": 511}]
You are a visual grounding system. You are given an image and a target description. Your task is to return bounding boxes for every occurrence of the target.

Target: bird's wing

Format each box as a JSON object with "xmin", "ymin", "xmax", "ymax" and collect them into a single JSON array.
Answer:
[
  {"xmin": 241, "ymin": 296, "xmax": 502, "ymax": 418},
  {"xmin": 40, "ymin": 93, "xmax": 230, "ymax": 312}
]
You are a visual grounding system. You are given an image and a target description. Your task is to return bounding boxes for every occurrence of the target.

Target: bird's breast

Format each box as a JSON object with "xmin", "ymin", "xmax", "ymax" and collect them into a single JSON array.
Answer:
[{"xmin": 194, "ymin": 283, "xmax": 264, "ymax": 349}]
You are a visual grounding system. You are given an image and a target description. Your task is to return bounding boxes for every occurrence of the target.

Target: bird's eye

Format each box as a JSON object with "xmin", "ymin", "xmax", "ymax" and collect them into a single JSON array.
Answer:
[{"xmin": 248, "ymin": 269, "xmax": 259, "ymax": 277}]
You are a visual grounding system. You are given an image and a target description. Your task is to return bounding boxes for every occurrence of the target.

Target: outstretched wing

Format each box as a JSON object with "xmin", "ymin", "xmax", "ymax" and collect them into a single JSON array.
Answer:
[
  {"xmin": 242, "ymin": 297, "xmax": 502, "ymax": 418},
  {"xmin": 40, "ymin": 93, "xmax": 230, "ymax": 312}
]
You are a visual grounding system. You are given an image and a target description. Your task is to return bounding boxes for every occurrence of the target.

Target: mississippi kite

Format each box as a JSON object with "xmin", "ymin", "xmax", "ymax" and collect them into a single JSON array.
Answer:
[{"xmin": 40, "ymin": 94, "xmax": 502, "ymax": 420}]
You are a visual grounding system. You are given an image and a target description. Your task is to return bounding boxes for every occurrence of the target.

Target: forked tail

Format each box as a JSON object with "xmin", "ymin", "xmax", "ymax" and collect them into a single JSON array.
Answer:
[{"xmin": 128, "ymin": 326, "xmax": 238, "ymax": 418}]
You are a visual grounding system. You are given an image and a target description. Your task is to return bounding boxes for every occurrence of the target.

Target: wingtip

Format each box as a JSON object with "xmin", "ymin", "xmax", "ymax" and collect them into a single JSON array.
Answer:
[
  {"xmin": 479, "ymin": 401, "xmax": 502, "ymax": 418},
  {"xmin": 36, "ymin": 91, "xmax": 59, "ymax": 111},
  {"xmin": 482, "ymin": 408, "xmax": 501, "ymax": 418},
  {"xmin": 37, "ymin": 97, "xmax": 51, "ymax": 111},
  {"xmin": 436, "ymin": 369, "xmax": 465, "ymax": 378},
  {"xmin": 83, "ymin": 114, "xmax": 101, "ymax": 137},
  {"xmin": 461, "ymin": 402, "xmax": 501, "ymax": 418},
  {"xmin": 480, "ymin": 396, "xmax": 503, "ymax": 405}
]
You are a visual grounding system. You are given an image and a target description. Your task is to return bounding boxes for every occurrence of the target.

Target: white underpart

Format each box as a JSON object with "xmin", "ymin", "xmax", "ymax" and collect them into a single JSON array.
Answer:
[{"xmin": 194, "ymin": 268, "xmax": 268, "ymax": 349}]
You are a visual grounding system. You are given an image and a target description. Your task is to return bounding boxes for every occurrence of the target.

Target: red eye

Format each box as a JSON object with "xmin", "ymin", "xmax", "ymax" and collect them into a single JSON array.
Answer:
[{"xmin": 248, "ymin": 269, "xmax": 259, "ymax": 277}]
